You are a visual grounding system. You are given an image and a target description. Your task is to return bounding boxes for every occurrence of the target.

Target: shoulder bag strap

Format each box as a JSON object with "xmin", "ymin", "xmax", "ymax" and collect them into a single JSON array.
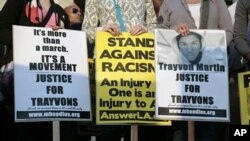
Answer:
[
  {"xmin": 112, "ymin": 0, "xmax": 126, "ymax": 32},
  {"xmin": 199, "ymin": 0, "xmax": 209, "ymax": 29}
]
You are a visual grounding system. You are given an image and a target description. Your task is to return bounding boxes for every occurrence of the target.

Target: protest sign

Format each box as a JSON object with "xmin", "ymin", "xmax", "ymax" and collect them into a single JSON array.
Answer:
[
  {"xmin": 13, "ymin": 25, "xmax": 92, "ymax": 121},
  {"xmin": 238, "ymin": 71, "xmax": 250, "ymax": 125},
  {"xmin": 155, "ymin": 29, "xmax": 229, "ymax": 122},
  {"xmin": 95, "ymin": 32, "xmax": 170, "ymax": 125}
]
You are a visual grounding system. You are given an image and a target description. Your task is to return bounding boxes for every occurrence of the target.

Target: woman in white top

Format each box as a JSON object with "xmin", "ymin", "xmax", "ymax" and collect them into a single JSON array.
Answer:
[{"xmin": 82, "ymin": 0, "xmax": 157, "ymax": 44}]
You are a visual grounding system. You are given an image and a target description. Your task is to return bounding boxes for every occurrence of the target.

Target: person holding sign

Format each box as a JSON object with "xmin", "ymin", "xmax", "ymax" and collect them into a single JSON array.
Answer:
[
  {"xmin": 158, "ymin": 0, "xmax": 233, "ymax": 44},
  {"xmin": 82, "ymin": 0, "xmax": 157, "ymax": 141},
  {"xmin": 82, "ymin": 0, "xmax": 157, "ymax": 44},
  {"xmin": 232, "ymin": 0, "xmax": 250, "ymax": 131},
  {"xmin": 158, "ymin": 0, "xmax": 233, "ymax": 141},
  {"xmin": 82, "ymin": 0, "xmax": 157, "ymax": 58},
  {"xmin": 0, "ymin": 0, "xmax": 69, "ymax": 140}
]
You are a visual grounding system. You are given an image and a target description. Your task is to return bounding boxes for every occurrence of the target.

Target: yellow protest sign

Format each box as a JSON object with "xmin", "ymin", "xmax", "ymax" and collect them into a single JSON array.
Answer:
[
  {"xmin": 238, "ymin": 71, "xmax": 250, "ymax": 125},
  {"xmin": 95, "ymin": 32, "xmax": 171, "ymax": 125}
]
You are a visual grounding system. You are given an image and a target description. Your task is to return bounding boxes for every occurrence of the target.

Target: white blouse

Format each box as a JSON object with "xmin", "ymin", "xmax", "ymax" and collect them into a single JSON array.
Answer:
[
  {"xmin": 82, "ymin": 0, "xmax": 157, "ymax": 43},
  {"xmin": 187, "ymin": 2, "xmax": 201, "ymax": 28}
]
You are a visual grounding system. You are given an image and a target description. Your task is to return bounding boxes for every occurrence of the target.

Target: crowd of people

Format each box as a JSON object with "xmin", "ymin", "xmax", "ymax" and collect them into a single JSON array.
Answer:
[{"xmin": 0, "ymin": 0, "xmax": 248, "ymax": 141}]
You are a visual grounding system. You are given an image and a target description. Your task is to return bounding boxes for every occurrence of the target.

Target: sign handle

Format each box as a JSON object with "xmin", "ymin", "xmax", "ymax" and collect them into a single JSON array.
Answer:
[
  {"xmin": 188, "ymin": 121, "xmax": 195, "ymax": 141},
  {"xmin": 52, "ymin": 121, "xmax": 60, "ymax": 141},
  {"xmin": 130, "ymin": 124, "xmax": 138, "ymax": 141}
]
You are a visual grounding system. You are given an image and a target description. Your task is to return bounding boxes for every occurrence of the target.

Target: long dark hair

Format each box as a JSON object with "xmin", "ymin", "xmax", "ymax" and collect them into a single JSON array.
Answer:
[{"xmin": 74, "ymin": 0, "xmax": 85, "ymax": 11}]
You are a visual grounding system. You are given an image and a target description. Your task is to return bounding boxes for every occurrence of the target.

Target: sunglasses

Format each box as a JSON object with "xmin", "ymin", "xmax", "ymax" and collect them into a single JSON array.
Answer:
[{"xmin": 72, "ymin": 8, "xmax": 83, "ymax": 15}]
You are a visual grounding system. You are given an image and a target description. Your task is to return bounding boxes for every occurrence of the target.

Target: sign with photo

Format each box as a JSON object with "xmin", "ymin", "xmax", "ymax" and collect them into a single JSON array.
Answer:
[{"xmin": 155, "ymin": 29, "xmax": 229, "ymax": 122}]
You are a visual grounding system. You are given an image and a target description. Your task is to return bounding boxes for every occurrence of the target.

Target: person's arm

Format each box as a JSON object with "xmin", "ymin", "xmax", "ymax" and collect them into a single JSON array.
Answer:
[
  {"xmin": 234, "ymin": 0, "xmax": 250, "ymax": 60},
  {"xmin": 145, "ymin": 0, "xmax": 157, "ymax": 33},
  {"xmin": 217, "ymin": 0, "xmax": 233, "ymax": 45},
  {"xmin": 0, "ymin": 0, "xmax": 22, "ymax": 46},
  {"xmin": 130, "ymin": 0, "xmax": 157, "ymax": 35},
  {"xmin": 81, "ymin": 0, "xmax": 99, "ymax": 44}
]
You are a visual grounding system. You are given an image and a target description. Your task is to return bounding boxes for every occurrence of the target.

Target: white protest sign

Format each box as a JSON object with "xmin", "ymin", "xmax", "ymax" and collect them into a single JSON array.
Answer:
[
  {"xmin": 13, "ymin": 25, "xmax": 92, "ymax": 122},
  {"xmin": 155, "ymin": 29, "xmax": 229, "ymax": 122}
]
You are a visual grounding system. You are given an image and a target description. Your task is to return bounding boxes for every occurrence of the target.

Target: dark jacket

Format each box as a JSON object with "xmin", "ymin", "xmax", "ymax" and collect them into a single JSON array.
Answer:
[
  {"xmin": 158, "ymin": 0, "xmax": 233, "ymax": 45},
  {"xmin": 0, "ymin": 0, "xmax": 69, "ymax": 65},
  {"xmin": 0, "ymin": 0, "xmax": 69, "ymax": 46},
  {"xmin": 234, "ymin": 0, "xmax": 250, "ymax": 58}
]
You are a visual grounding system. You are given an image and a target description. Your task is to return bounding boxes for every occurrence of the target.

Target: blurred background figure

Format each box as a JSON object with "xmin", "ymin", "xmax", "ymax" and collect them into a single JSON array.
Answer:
[{"xmin": 64, "ymin": 3, "xmax": 84, "ymax": 30}]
